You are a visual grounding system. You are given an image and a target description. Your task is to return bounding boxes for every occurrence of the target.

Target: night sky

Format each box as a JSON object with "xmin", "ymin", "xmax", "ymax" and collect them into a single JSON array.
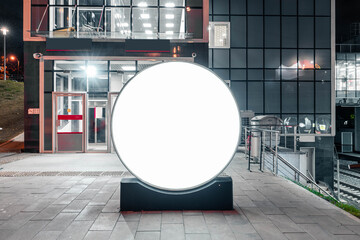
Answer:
[{"xmin": 0, "ymin": 0, "xmax": 360, "ymax": 70}]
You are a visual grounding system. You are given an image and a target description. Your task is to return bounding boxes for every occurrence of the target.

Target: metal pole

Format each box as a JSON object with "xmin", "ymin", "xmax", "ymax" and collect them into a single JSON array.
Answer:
[
  {"xmin": 275, "ymin": 132, "xmax": 279, "ymax": 175},
  {"xmin": 293, "ymin": 126, "xmax": 296, "ymax": 151},
  {"xmin": 337, "ymin": 159, "xmax": 340, "ymax": 199},
  {"xmin": 261, "ymin": 131, "xmax": 265, "ymax": 171},
  {"xmin": 3, "ymin": 34, "xmax": 6, "ymax": 80}
]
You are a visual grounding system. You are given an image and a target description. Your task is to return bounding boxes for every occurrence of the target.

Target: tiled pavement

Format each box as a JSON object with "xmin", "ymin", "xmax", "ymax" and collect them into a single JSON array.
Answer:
[{"xmin": 0, "ymin": 153, "xmax": 359, "ymax": 240}]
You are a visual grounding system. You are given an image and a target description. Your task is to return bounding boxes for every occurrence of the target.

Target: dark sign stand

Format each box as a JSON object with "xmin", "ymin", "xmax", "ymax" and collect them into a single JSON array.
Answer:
[{"xmin": 120, "ymin": 176, "xmax": 233, "ymax": 211}]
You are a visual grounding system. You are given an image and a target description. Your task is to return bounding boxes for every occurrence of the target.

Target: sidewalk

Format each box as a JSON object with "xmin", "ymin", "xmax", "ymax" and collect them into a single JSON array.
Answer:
[{"xmin": 0, "ymin": 152, "xmax": 359, "ymax": 240}]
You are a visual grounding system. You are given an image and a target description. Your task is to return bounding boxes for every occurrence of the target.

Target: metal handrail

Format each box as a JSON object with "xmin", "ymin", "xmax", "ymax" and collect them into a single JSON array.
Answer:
[{"xmin": 266, "ymin": 147, "xmax": 337, "ymax": 201}]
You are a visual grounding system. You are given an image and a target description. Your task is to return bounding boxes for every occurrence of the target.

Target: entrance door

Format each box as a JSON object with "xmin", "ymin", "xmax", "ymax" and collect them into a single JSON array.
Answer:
[{"xmin": 54, "ymin": 93, "xmax": 85, "ymax": 152}]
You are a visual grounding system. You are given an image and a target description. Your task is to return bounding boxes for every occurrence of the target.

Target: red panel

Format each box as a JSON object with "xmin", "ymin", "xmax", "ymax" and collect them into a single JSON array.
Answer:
[
  {"xmin": 57, "ymin": 132, "xmax": 83, "ymax": 134},
  {"xmin": 58, "ymin": 115, "xmax": 83, "ymax": 120}
]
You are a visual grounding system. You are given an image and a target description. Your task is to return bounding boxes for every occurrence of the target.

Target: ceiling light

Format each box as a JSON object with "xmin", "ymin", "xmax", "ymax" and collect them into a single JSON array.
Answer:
[
  {"xmin": 166, "ymin": 23, "xmax": 174, "ymax": 28},
  {"xmin": 138, "ymin": 2, "xmax": 148, "ymax": 7},
  {"xmin": 165, "ymin": 3, "xmax": 175, "ymax": 7},
  {"xmin": 145, "ymin": 30, "xmax": 153, "ymax": 34},
  {"xmin": 166, "ymin": 31, "xmax": 174, "ymax": 35},
  {"xmin": 165, "ymin": 14, "xmax": 174, "ymax": 19},
  {"xmin": 86, "ymin": 66, "xmax": 97, "ymax": 76},
  {"xmin": 143, "ymin": 23, "xmax": 152, "ymax": 28},
  {"xmin": 141, "ymin": 14, "xmax": 150, "ymax": 19},
  {"xmin": 122, "ymin": 66, "xmax": 136, "ymax": 71}
]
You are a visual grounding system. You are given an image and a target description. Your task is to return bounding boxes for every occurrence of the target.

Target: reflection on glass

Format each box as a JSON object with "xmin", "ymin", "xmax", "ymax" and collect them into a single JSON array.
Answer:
[
  {"xmin": 283, "ymin": 116, "xmax": 297, "ymax": 134},
  {"xmin": 299, "ymin": 115, "xmax": 314, "ymax": 134},
  {"xmin": 315, "ymin": 115, "xmax": 331, "ymax": 134}
]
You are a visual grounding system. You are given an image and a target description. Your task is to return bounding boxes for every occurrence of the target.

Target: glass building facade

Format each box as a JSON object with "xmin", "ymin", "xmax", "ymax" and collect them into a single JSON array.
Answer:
[{"xmin": 209, "ymin": 0, "xmax": 333, "ymax": 135}]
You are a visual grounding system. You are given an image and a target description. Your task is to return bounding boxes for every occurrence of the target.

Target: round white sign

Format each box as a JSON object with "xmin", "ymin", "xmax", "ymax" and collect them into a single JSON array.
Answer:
[{"xmin": 111, "ymin": 62, "xmax": 240, "ymax": 191}]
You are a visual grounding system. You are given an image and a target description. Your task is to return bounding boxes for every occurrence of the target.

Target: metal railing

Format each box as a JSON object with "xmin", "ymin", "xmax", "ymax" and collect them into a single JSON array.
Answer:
[{"xmin": 243, "ymin": 126, "xmax": 337, "ymax": 201}]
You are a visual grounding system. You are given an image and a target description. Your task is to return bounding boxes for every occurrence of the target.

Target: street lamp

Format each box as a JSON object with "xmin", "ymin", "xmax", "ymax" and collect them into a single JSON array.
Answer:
[
  {"xmin": 10, "ymin": 55, "xmax": 19, "ymax": 77},
  {"xmin": 1, "ymin": 28, "xmax": 8, "ymax": 80}
]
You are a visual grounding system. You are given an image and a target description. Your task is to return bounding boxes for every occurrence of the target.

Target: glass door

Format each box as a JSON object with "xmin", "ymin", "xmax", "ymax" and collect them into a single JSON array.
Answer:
[
  {"xmin": 87, "ymin": 97, "xmax": 108, "ymax": 152},
  {"xmin": 55, "ymin": 93, "xmax": 85, "ymax": 152}
]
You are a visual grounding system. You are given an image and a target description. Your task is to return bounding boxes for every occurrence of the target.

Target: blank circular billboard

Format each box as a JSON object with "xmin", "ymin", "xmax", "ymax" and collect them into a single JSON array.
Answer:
[{"xmin": 111, "ymin": 62, "xmax": 240, "ymax": 191}]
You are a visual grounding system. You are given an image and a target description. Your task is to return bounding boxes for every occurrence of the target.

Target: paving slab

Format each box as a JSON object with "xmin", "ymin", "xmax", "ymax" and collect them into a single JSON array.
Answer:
[{"xmin": 0, "ymin": 152, "xmax": 358, "ymax": 240}]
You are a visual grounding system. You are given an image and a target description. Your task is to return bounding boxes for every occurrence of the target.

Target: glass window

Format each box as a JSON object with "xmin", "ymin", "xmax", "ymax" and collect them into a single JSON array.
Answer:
[
  {"xmin": 132, "ymin": 0, "xmax": 157, "ymax": 6},
  {"xmin": 213, "ymin": 49, "xmax": 230, "ymax": 68},
  {"xmin": 213, "ymin": 0, "xmax": 229, "ymax": 14},
  {"xmin": 282, "ymin": 49, "xmax": 297, "ymax": 68},
  {"xmin": 105, "ymin": 8, "xmax": 131, "ymax": 38},
  {"xmin": 299, "ymin": 82, "xmax": 314, "ymax": 113},
  {"xmin": 231, "ymin": 49, "xmax": 246, "ymax": 68},
  {"xmin": 315, "ymin": 49, "xmax": 331, "ymax": 69},
  {"xmin": 282, "ymin": 82, "xmax": 297, "ymax": 113},
  {"xmin": 78, "ymin": 7, "xmax": 104, "ymax": 33},
  {"xmin": 315, "ymin": 115, "xmax": 331, "ymax": 134},
  {"xmin": 282, "ymin": 69, "xmax": 297, "ymax": 80},
  {"xmin": 213, "ymin": 16, "xmax": 229, "ymax": 21},
  {"xmin": 231, "ymin": 70, "xmax": 246, "ymax": 80},
  {"xmin": 315, "ymin": 17, "xmax": 331, "ymax": 48},
  {"xmin": 248, "ymin": 70, "xmax": 263, "ymax": 81},
  {"xmin": 265, "ymin": 17, "xmax": 280, "ymax": 48},
  {"xmin": 299, "ymin": 0, "xmax": 314, "ymax": 15},
  {"xmin": 282, "ymin": 17, "xmax": 297, "ymax": 48},
  {"xmin": 248, "ymin": 49, "xmax": 263, "ymax": 68},
  {"xmin": 49, "ymin": 7, "xmax": 76, "ymax": 32},
  {"xmin": 282, "ymin": 0, "xmax": 297, "ymax": 15},
  {"xmin": 132, "ymin": 8, "xmax": 158, "ymax": 39},
  {"xmin": 315, "ymin": 0, "xmax": 331, "ymax": 16},
  {"xmin": 54, "ymin": 61, "xmax": 86, "ymax": 71},
  {"xmin": 265, "ymin": 82, "xmax": 280, "ymax": 113},
  {"xmin": 230, "ymin": 0, "xmax": 246, "ymax": 15},
  {"xmin": 265, "ymin": 0, "xmax": 280, "ymax": 15},
  {"xmin": 230, "ymin": 16, "xmax": 246, "ymax": 47},
  {"xmin": 248, "ymin": 82, "xmax": 263, "ymax": 113},
  {"xmin": 265, "ymin": 69, "xmax": 280, "ymax": 81},
  {"xmin": 88, "ymin": 73, "xmax": 109, "ymax": 92},
  {"xmin": 299, "ymin": 49, "xmax": 314, "ymax": 69},
  {"xmin": 105, "ymin": 0, "xmax": 130, "ymax": 5},
  {"xmin": 265, "ymin": 49, "xmax": 280, "ymax": 68},
  {"xmin": 248, "ymin": 0, "xmax": 263, "ymax": 15},
  {"xmin": 110, "ymin": 61, "xmax": 136, "ymax": 71},
  {"xmin": 213, "ymin": 69, "xmax": 229, "ymax": 80},
  {"xmin": 299, "ymin": 115, "xmax": 314, "ymax": 133},
  {"xmin": 159, "ymin": 0, "xmax": 185, "ymax": 7},
  {"xmin": 78, "ymin": 0, "xmax": 104, "ymax": 5},
  {"xmin": 316, "ymin": 70, "xmax": 331, "ymax": 81},
  {"xmin": 209, "ymin": 49, "xmax": 213, "ymax": 68},
  {"xmin": 299, "ymin": 70, "xmax": 314, "ymax": 81},
  {"xmin": 231, "ymin": 82, "xmax": 247, "ymax": 110},
  {"xmin": 160, "ymin": 8, "xmax": 185, "ymax": 39},
  {"xmin": 299, "ymin": 17, "xmax": 314, "ymax": 48},
  {"xmin": 316, "ymin": 82, "xmax": 331, "ymax": 113},
  {"xmin": 248, "ymin": 16, "xmax": 263, "ymax": 48}
]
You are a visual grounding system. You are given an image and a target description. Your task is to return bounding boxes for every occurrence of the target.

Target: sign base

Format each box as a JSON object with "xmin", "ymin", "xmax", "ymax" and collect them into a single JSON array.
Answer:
[{"xmin": 120, "ymin": 176, "xmax": 233, "ymax": 211}]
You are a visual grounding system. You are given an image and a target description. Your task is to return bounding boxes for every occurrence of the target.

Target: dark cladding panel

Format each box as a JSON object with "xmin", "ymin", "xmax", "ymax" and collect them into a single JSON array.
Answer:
[
  {"xmin": 44, "ymin": 93, "xmax": 52, "ymax": 151},
  {"xmin": 125, "ymin": 40, "xmax": 170, "ymax": 53},
  {"xmin": 46, "ymin": 38, "xmax": 92, "ymax": 51}
]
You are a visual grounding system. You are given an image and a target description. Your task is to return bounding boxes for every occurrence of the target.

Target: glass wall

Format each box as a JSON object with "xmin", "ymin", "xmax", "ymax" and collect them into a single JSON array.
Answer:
[
  {"xmin": 209, "ymin": 0, "xmax": 332, "ymax": 135},
  {"xmin": 31, "ymin": 0, "xmax": 203, "ymax": 39},
  {"xmin": 336, "ymin": 52, "xmax": 360, "ymax": 103}
]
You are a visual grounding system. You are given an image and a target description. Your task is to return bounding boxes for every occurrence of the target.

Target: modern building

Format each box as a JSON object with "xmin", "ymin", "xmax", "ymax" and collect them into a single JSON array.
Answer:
[{"xmin": 23, "ymin": 0, "xmax": 335, "ymax": 187}]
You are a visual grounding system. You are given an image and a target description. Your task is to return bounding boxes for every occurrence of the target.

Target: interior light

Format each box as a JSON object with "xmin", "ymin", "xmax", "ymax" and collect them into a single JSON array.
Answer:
[
  {"xmin": 166, "ymin": 23, "xmax": 174, "ymax": 28},
  {"xmin": 165, "ymin": 3, "xmax": 175, "ymax": 7},
  {"xmin": 145, "ymin": 30, "xmax": 153, "ymax": 34},
  {"xmin": 143, "ymin": 23, "xmax": 152, "ymax": 28},
  {"xmin": 138, "ymin": 2, "xmax": 148, "ymax": 7},
  {"xmin": 86, "ymin": 66, "xmax": 97, "ymax": 76},
  {"xmin": 166, "ymin": 31, "xmax": 174, "ymax": 35},
  {"xmin": 111, "ymin": 62, "xmax": 240, "ymax": 191},
  {"xmin": 122, "ymin": 66, "xmax": 136, "ymax": 71},
  {"xmin": 141, "ymin": 14, "xmax": 150, "ymax": 19},
  {"xmin": 165, "ymin": 14, "xmax": 174, "ymax": 19}
]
